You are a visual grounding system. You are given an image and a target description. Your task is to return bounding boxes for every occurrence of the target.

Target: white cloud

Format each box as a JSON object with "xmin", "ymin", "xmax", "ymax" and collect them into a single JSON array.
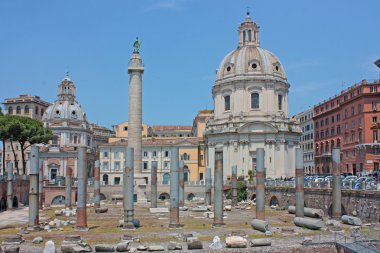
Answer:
[{"xmin": 144, "ymin": 0, "xmax": 183, "ymax": 12}]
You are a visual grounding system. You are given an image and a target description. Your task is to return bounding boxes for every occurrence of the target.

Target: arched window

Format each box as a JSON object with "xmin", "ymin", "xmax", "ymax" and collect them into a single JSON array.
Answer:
[
  {"xmin": 8, "ymin": 106, "xmax": 13, "ymax": 114},
  {"xmin": 224, "ymin": 95, "xmax": 230, "ymax": 111},
  {"xmin": 251, "ymin": 93, "xmax": 259, "ymax": 109},
  {"xmin": 35, "ymin": 106, "xmax": 39, "ymax": 115},
  {"xmin": 243, "ymin": 31, "xmax": 246, "ymax": 45},
  {"xmin": 16, "ymin": 106, "xmax": 21, "ymax": 114},
  {"xmin": 24, "ymin": 105, "xmax": 30, "ymax": 114},
  {"xmin": 278, "ymin": 95, "xmax": 283, "ymax": 110},
  {"xmin": 248, "ymin": 30, "xmax": 252, "ymax": 41},
  {"xmin": 73, "ymin": 135, "xmax": 78, "ymax": 144},
  {"xmin": 52, "ymin": 135, "xmax": 59, "ymax": 145}
]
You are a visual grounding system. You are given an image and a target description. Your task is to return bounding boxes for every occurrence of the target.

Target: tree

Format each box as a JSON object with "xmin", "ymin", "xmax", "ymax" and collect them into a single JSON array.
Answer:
[
  {"xmin": 226, "ymin": 181, "xmax": 247, "ymax": 202},
  {"xmin": 0, "ymin": 115, "xmax": 53, "ymax": 175}
]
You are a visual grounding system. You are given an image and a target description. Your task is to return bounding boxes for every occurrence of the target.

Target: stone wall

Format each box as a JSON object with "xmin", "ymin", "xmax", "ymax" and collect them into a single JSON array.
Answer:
[
  {"xmin": 0, "ymin": 179, "xmax": 29, "ymax": 211},
  {"xmin": 248, "ymin": 186, "xmax": 380, "ymax": 223}
]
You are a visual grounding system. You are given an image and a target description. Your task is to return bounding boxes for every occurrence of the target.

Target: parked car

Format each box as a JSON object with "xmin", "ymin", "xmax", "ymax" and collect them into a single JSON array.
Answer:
[
  {"xmin": 342, "ymin": 176, "xmax": 358, "ymax": 189},
  {"xmin": 354, "ymin": 177, "xmax": 376, "ymax": 190}
]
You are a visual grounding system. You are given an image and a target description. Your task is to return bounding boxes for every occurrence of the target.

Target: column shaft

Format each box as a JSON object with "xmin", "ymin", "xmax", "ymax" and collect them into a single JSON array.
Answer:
[
  {"xmin": 151, "ymin": 161, "xmax": 158, "ymax": 208},
  {"xmin": 76, "ymin": 147, "xmax": 87, "ymax": 229},
  {"xmin": 65, "ymin": 167, "xmax": 72, "ymax": 209},
  {"xmin": 29, "ymin": 146, "xmax": 39, "ymax": 227},
  {"xmin": 7, "ymin": 162, "xmax": 13, "ymax": 209},
  {"xmin": 213, "ymin": 151, "xmax": 224, "ymax": 226},
  {"xmin": 179, "ymin": 160, "xmax": 185, "ymax": 207},
  {"xmin": 123, "ymin": 147, "xmax": 135, "ymax": 229},
  {"xmin": 295, "ymin": 148, "xmax": 304, "ymax": 217},
  {"xmin": 231, "ymin": 165, "xmax": 238, "ymax": 206},
  {"xmin": 94, "ymin": 160, "xmax": 100, "ymax": 209},
  {"xmin": 332, "ymin": 148, "xmax": 342, "ymax": 219},
  {"xmin": 205, "ymin": 167, "xmax": 212, "ymax": 205},
  {"xmin": 169, "ymin": 147, "xmax": 180, "ymax": 228},
  {"xmin": 256, "ymin": 148, "xmax": 265, "ymax": 220}
]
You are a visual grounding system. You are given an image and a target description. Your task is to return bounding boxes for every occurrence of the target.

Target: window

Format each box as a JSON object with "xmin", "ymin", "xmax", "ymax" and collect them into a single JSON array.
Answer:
[
  {"xmin": 143, "ymin": 162, "xmax": 148, "ymax": 170},
  {"xmin": 331, "ymin": 128, "xmax": 335, "ymax": 136},
  {"xmin": 321, "ymin": 120, "xmax": 324, "ymax": 127},
  {"xmin": 200, "ymin": 154, "xmax": 204, "ymax": 160},
  {"xmin": 331, "ymin": 115, "xmax": 334, "ymax": 123},
  {"xmin": 114, "ymin": 151, "xmax": 119, "ymax": 159},
  {"xmin": 164, "ymin": 161, "xmax": 170, "ymax": 170},
  {"xmin": 8, "ymin": 106, "xmax": 13, "ymax": 114},
  {"xmin": 35, "ymin": 106, "xmax": 39, "ymax": 115},
  {"xmin": 16, "ymin": 106, "xmax": 21, "ymax": 114},
  {"xmin": 345, "ymin": 123, "xmax": 348, "ymax": 130},
  {"xmin": 165, "ymin": 151, "xmax": 169, "ymax": 157},
  {"xmin": 143, "ymin": 151, "xmax": 148, "ymax": 157},
  {"xmin": 114, "ymin": 177, "xmax": 120, "ymax": 185},
  {"xmin": 325, "ymin": 118, "xmax": 329, "ymax": 125},
  {"xmin": 358, "ymin": 104, "xmax": 362, "ymax": 113},
  {"xmin": 371, "ymin": 86, "xmax": 377, "ymax": 93},
  {"xmin": 103, "ymin": 152, "xmax": 108, "ymax": 158},
  {"xmin": 326, "ymin": 130, "xmax": 329, "ymax": 138},
  {"xmin": 224, "ymin": 95, "xmax": 230, "ymax": 111},
  {"xmin": 114, "ymin": 161, "xmax": 120, "ymax": 171},
  {"xmin": 351, "ymin": 107, "xmax": 354, "ymax": 116},
  {"xmin": 123, "ymin": 126, "xmax": 128, "ymax": 131},
  {"xmin": 345, "ymin": 109, "xmax": 348, "ymax": 119},
  {"xmin": 24, "ymin": 105, "xmax": 29, "ymax": 114},
  {"xmin": 278, "ymin": 94, "xmax": 283, "ymax": 110},
  {"xmin": 358, "ymin": 131, "xmax": 362, "ymax": 143},
  {"xmin": 243, "ymin": 30, "xmax": 246, "ymax": 43},
  {"xmin": 374, "ymin": 130, "xmax": 378, "ymax": 142},
  {"xmin": 248, "ymin": 30, "xmax": 252, "ymax": 41},
  {"xmin": 337, "ymin": 125, "xmax": 341, "ymax": 135},
  {"xmin": 251, "ymin": 93, "xmax": 259, "ymax": 109},
  {"xmin": 373, "ymin": 116, "xmax": 378, "ymax": 124},
  {"xmin": 372, "ymin": 101, "xmax": 377, "ymax": 111},
  {"xmin": 358, "ymin": 118, "xmax": 362, "ymax": 126},
  {"xmin": 316, "ymin": 122, "xmax": 319, "ymax": 129},
  {"xmin": 41, "ymin": 109, "xmax": 44, "ymax": 116},
  {"xmin": 351, "ymin": 132, "xmax": 356, "ymax": 142},
  {"xmin": 337, "ymin": 114, "xmax": 341, "ymax": 122},
  {"xmin": 102, "ymin": 162, "xmax": 109, "ymax": 171},
  {"xmin": 152, "ymin": 151, "xmax": 157, "ymax": 157}
]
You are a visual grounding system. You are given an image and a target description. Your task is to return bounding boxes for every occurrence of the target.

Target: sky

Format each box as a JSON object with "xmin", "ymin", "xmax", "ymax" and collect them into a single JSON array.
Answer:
[{"xmin": 0, "ymin": 0, "xmax": 379, "ymax": 129}]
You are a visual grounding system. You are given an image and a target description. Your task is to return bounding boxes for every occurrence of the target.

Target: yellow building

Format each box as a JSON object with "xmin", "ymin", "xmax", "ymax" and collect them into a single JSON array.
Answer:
[{"xmin": 109, "ymin": 121, "xmax": 148, "ymax": 143}]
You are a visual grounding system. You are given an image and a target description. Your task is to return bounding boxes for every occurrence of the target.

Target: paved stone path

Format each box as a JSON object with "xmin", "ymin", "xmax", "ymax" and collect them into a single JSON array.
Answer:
[{"xmin": 0, "ymin": 207, "xmax": 29, "ymax": 228}]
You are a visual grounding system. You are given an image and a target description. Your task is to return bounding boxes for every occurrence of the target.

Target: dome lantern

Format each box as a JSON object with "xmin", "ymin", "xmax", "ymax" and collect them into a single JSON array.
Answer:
[
  {"xmin": 57, "ymin": 72, "xmax": 76, "ymax": 102},
  {"xmin": 238, "ymin": 11, "xmax": 260, "ymax": 47}
]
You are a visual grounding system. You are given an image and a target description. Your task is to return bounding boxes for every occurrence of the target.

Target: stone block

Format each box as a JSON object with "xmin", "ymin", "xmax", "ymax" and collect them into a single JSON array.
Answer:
[
  {"xmin": 149, "ymin": 208, "xmax": 168, "ymax": 214},
  {"xmin": 187, "ymin": 239, "xmax": 203, "ymax": 250},
  {"xmin": 115, "ymin": 242, "xmax": 129, "ymax": 252},
  {"xmin": 147, "ymin": 245, "xmax": 165, "ymax": 251},
  {"xmin": 95, "ymin": 207, "xmax": 108, "ymax": 213},
  {"xmin": 167, "ymin": 241, "xmax": 182, "ymax": 250},
  {"xmin": 3, "ymin": 246, "xmax": 20, "ymax": 253},
  {"xmin": 225, "ymin": 236, "xmax": 247, "ymax": 248},
  {"xmin": 95, "ymin": 244, "xmax": 114, "ymax": 252},
  {"xmin": 32, "ymin": 236, "xmax": 43, "ymax": 244}
]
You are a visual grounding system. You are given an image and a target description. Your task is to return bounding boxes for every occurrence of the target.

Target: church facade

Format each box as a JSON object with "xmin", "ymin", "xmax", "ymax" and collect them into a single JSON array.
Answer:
[{"xmin": 205, "ymin": 13, "xmax": 301, "ymax": 180}]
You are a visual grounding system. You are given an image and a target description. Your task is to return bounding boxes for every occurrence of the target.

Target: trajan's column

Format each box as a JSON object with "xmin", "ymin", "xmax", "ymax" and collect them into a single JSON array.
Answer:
[{"xmin": 128, "ymin": 37, "xmax": 146, "ymax": 202}]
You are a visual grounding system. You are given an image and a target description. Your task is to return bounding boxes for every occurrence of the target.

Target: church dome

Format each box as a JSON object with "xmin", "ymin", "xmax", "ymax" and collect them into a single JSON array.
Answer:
[
  {"xmin": 216, "ymin": 12, "xmax": 286, "ymax": 81},
  {"xmin": 42, "ymin": 73, "xmax": 88, "ymax": 123}
]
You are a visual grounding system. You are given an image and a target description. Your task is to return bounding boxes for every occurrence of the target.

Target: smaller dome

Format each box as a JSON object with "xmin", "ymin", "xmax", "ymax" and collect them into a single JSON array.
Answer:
[
  {"xmin": 216, "ymin": 46, "xmax": 286, "ymax": 80},
  {"xmin": 43, "ymin": 100, "xmax": 87, "ymax": 122}
]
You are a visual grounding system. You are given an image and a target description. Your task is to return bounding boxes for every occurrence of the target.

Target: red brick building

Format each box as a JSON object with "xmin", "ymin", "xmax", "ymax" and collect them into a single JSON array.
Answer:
[{"xmin": 314, "ymin": 79, "xmax": 380, "ymax": 175}]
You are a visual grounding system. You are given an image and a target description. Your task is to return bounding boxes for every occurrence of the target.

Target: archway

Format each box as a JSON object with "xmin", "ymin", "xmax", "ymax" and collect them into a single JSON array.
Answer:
[
  {"xmin": 99, "ymin": 193, "xmax": 106, "ymax": 200},
  {"xmin": 250, "ymin": 194, "xmax": 256, "ymax": 203},
  {"xmin": 0, "ymin": 198, "xmax": 6, "ymax": 212},
  {"xmin": 12, "ymin": 196, "xmax": 18, "ymax": 208},
  {"xmin": 187, "ymin": 193, "xmax": 195, "ymax": 201},
  {"xmin": 102, "ymin": 174, "xmax": 109, "ymax": 185},
  {"xmin": 51, "ymin": 195, "xmax": 65, "ymax": 205},
  {"xmin": 159, "ymin": 192, "xmax": 170, "ymax": 200},
  {"xmin": 269, "ymin": 196, "xmax": 279, "ymax": 206}
]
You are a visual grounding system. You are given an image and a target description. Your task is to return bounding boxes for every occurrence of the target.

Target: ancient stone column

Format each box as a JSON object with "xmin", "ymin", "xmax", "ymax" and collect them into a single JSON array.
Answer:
[
  {"xmin": 39, "ymin": 161, "xmax": 43, "ymax": 209},
  {"xmin": 213, "ymin": 151, "xmax": 224, "ymax": 227},
  {"xmin": 94, "ymin": 160, "xmax": 100, "ymax": 209},
  {"xmin": 128, "ymin": 44, "xmax": 144, "ymax": 176},
  {"xmin": 76, "ymin": 147, "xmax": 88, "ymax": 230},
  {"xmin": 169, "ymin": 146, "xmax": 180, "ymax": 228},
  {"xmin": 332, "ymin": 148, "xmax": 342, "ymax": 219},
  {"xmin": 65, "ymin": 167, "xmax": 72, "ymax": 209},
  {"xmin": 123, "ymin": 147, "xmax": 135, "ymax": 229},
  {"xmin": 7, "ymin": 162, "xmax": 13, "ymax": 209},
  {"xmin": 205, "ymin": 167, "xmax": 212, "ymax": 205},
  {"xmin": 179, "ymin": 160, "xmax": 185, "ymax": 207},
  {"xmin": 231, "ymin": 165, "xmax": 238, "ymax": 206},
  {"xmin": 256, "ymin": 148, "xmax": 265, "ymax": 220},
  {"xmin": 151, "ymin": 161, "xmax": 158, "ymax": 208},
  {"xmin": 29, "ymin": 146, "xmax": 39, "ymax": 228},
  {"xmin": 295, "ymin": 148, "xmax": 304, "ymax": 218}
]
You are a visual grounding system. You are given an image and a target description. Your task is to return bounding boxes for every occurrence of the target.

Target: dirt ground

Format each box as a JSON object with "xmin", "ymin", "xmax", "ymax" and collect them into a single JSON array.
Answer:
[{"xmin": 0, "ymin": 200, "xmax": 379, "ymax": 252}]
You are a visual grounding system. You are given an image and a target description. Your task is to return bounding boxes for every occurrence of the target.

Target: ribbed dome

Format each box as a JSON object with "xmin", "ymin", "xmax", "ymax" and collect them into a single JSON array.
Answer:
[
  {"xmin": 43, "ymin": 100, "xmax": 87, "ymax": 122},
  {"xmin": 216, "ymin": 46, "xmax": 286, "ymax": 80}
]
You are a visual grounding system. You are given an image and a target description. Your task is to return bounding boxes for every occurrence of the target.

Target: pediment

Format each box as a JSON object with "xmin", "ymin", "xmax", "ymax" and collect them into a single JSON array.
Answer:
[{"xmin": 238, "ymin": 121, "xmax": 278, "ymax": 134}]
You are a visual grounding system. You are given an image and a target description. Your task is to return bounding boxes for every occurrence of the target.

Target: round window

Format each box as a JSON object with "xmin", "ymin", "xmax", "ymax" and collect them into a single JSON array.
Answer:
[
  {"xmin": 252, "ymin": 63, "xmax": 257, "ymax": 69},
  {"xmin": 55, "ymin": 110, "xmax": 60, "ymax": 114},
  {"xmin": 226, "ymin": 66, "xmax": 231, "ymax": 72},
  {"xmin": 72, "ymin": 111, "xmax": 76, "ymax": 115}
]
